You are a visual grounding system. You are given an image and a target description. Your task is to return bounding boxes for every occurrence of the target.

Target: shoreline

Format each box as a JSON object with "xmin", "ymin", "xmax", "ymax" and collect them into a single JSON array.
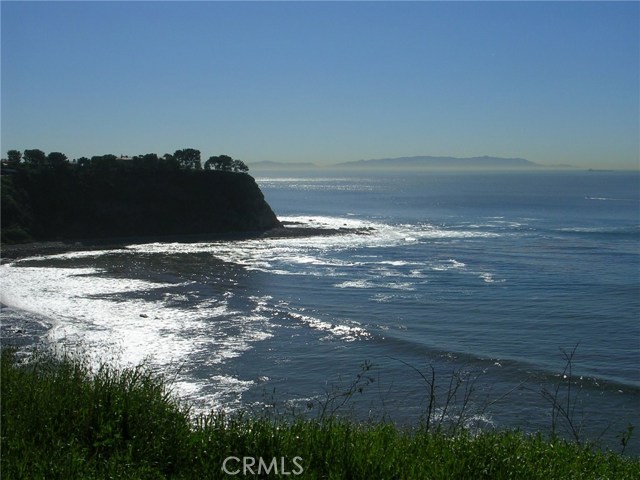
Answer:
[{"xmin": 0, "ymin": 223, "xmax": 373, "ymax": 262}]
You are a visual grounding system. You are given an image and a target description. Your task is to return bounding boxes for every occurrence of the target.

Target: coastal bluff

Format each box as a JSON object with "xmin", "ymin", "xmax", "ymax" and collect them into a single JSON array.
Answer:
[{"xmin": 1, "ymin": 167, "xmax": 281, "ymax": 245}]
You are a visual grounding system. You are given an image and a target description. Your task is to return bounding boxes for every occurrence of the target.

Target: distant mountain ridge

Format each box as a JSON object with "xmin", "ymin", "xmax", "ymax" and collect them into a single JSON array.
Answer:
[
  {"xmin": 249, "ymin": 155, "xmax": 555, "ymax": 171},
  {"xmin": 336, "ymin": 155, "xmax": 540, "ymax": 169}
]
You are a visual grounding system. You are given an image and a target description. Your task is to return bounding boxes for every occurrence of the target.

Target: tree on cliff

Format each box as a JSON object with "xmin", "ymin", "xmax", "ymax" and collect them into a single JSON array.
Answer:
[
  {"xmin": 232, "ymin": 159, "xmax": 249, "ymax": 173},
  {"xmin": 76, "ymin": 157, "xmax": 91, "ymax": 168},
  {"xmin": 6, "ymin": 147, "xmax": 247, "ymax": 173},
  {"xmin": 7, "ymin": 150, "xmax": 22, "ymax": 167},
  {"xmin": 205, "ymin": 155, "xmax": 249, "ymax": 173},
  {"xmin": 23, "ymin": 149, "xmax": 47, "ymax": 167},
  {"xmin": 205, "ymin": 155, "xmax": 233, "ymax": 171},
  {"xmin": 90, "ymin": 154, "xmax": 119, "ymax": 174},
  {"xmin": 47, "ymin": 152, "xmax": 69, "ymax": 168},
  {"xmin": 174, "ymin": 149, "xmax": 201, "ymax": 170}
]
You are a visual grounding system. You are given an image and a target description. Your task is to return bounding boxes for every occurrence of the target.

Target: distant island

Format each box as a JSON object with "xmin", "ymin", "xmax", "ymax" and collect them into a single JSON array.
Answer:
[
  {"xmin": 1, "ymin": 149, "xmax": 281, "ymax": 245},
  {"xmin": 335, "ymin": 155, "xmax": 541, "ymax": 170},
  {"xmin": 249, "ymin": 155, "xmax": 575, "ymax": 172}
]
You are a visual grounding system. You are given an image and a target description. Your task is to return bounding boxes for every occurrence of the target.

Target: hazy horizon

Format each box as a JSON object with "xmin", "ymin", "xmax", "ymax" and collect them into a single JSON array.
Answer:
[
  {"xmin": 2, "ymin": 1, "xmax": 638, "ymax": 170},
  {"xmin": 247, "ymin": 155, "xmax": 638, "ymax": 173}
]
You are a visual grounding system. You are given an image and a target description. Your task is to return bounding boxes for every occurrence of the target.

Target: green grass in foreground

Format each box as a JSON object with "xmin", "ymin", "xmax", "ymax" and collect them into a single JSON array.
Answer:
[{"xmin": 1, "ymin": 348, "xmax": 638, "ymax": 479}]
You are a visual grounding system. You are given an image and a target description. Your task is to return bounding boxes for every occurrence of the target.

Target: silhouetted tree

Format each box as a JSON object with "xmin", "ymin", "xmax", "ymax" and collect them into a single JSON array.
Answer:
[
  {"xmin": 23, "ymin": 149, "xmax": 46, "ymax": 167},
  {"xmin": 205, "ymin": 155, "xmax": 249, "ymax": 173},
  {"xmin": 205, "ymin": 155, "xmax": 233, "ymax": 172},
  {"xmin": 174, "ymin": 148, "xmax": 201, "ymax": 170},
  {"xmin": 76, "ymin": 157, "xmax": 91, "ymax": 168},
  {"xmin": 232, "ymin": 159, "xmax": 249, "ymax": 173},
  {"xmin": 7, "ymin": 150, "xmax": 22, "ymax": 167},
  {"xmin": 47, "ymin": 152, "xmax": 68, "ymax": 168}
]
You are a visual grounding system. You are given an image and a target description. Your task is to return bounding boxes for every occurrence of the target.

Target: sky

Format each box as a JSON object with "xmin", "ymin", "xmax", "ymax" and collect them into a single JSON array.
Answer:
[{"xmin": 1, "ymin": 1, "xmax": 638, "ymax": 169}]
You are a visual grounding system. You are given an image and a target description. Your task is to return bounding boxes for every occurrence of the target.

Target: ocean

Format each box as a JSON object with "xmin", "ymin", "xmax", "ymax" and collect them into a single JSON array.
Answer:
[{"xmin": 1, "ymin": 170, "xmax": 638, "ymax": 453}]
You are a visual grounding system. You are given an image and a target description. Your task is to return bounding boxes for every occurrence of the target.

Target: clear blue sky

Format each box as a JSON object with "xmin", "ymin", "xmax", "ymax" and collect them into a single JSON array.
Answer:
[{"xmin": 2, "ymin": 1, "xmax": 638, "ymax": 169}]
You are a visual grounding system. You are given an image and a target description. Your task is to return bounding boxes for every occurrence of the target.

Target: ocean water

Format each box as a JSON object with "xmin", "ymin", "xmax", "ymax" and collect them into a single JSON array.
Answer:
[{"xmin": 1, "ymin": 170, "xmax": 639, "ymax": 452}]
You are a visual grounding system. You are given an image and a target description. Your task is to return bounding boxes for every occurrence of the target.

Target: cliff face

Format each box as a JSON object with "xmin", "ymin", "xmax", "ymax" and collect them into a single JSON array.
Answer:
[{"xmin": 1, "ymin": 168, "xmax": 281, "ymax": 244}]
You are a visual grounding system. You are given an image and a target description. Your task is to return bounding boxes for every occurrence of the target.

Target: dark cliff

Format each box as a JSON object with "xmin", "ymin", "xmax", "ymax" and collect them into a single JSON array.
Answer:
[{"xmin": 1, "ymin": 167, "xmax": 281, "ymax": 244}]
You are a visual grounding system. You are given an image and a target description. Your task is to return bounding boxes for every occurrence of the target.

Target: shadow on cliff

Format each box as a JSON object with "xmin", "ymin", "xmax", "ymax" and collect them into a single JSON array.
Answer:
[{"xmin": 1, "ymin": 166, "xmax": 281, "ymax": 245}]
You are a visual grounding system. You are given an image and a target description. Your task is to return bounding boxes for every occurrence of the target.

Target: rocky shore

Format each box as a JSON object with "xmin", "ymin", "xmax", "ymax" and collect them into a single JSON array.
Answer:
[{"xmin": 0, "ymin": 223, "xmax": 374, "ymax": 262}]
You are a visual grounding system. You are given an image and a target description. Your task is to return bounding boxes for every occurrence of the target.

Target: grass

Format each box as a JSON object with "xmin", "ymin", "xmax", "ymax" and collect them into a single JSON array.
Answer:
[{"xmin": 1, "ymin": 348, "xmax": 638, "ymax": 479}]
